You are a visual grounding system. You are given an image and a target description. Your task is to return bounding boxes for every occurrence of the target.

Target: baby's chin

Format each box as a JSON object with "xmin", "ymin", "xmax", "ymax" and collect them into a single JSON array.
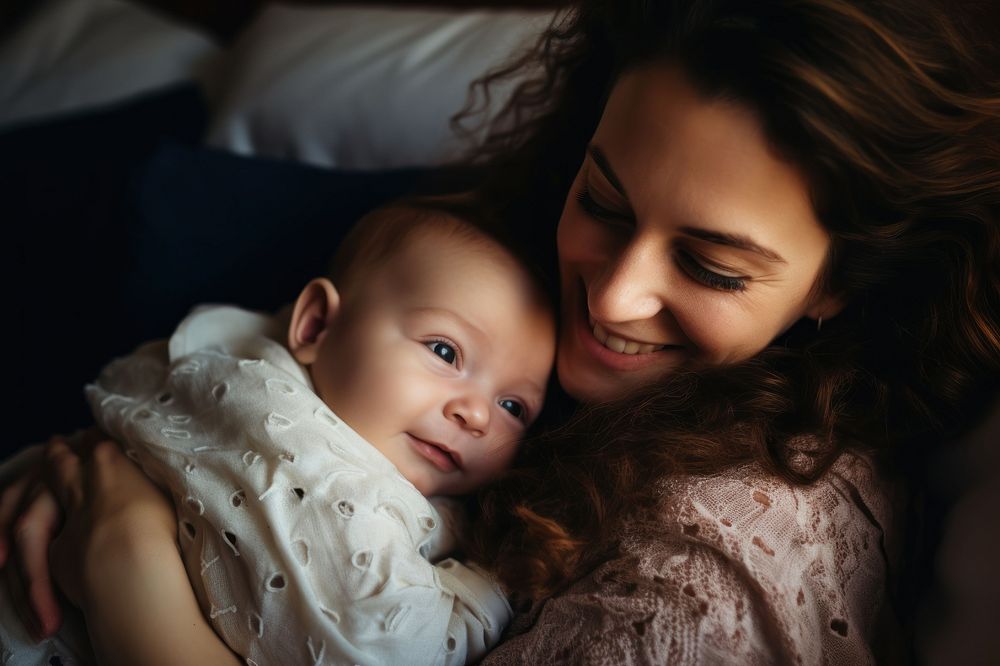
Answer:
[
  {"xmin": 414, "ymin": 475, "xmax": 485, "ymax": 498},
  {"xmin": 408, "ymin": 473, "xmax": 453, "ymax": 498}
]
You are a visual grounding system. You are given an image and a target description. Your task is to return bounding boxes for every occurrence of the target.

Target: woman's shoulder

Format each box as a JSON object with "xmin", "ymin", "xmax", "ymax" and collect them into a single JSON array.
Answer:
[
  {"xmin": 487, "ymin": 452, "xmax": 900, "ymax": 665},
  {"xmin": 636, "ymin": 451, "xmax": 900, "ymax": 655},
  {"xmin": 653, "ymin": 450, "xmax": 898, "ymax": 564}
]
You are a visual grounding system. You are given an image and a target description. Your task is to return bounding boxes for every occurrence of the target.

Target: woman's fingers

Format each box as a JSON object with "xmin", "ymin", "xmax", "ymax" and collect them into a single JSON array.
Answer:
[
  {"xmin": 3, "ymin": 434, "xmax": 171, "ymax": 643},
  {"xmin": 43, "ymin": 437, "xmax": 85, "ymax": 511},
  {"xmin": 67, "ymin": 427, "xmax": 106, "ymax": 457},
  {"xmin": 84, "ymin": 439, "xmax": 176, "ymax": 537},
  {"xmin": 8, "ymin": 489, "xmax": 63, "ymax": 639},
  {"xmin": 0, "ymin": 474, "xmax": 32, "ymax": 568},
  {"xmin": 0, "ymin": 436, "xmax": 87, "ymax": 641}
]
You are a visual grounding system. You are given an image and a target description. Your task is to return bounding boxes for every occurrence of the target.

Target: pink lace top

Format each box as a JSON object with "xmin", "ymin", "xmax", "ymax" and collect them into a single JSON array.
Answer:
[{"xmin": 483, "ymin": 451, "xmax": 900, "ymax": 664}]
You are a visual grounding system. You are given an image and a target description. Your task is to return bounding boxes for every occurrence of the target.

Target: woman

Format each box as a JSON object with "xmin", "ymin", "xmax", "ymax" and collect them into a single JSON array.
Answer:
[
  {"xmin": 2, "ymin": 0, "xmax": 998, "ymax": 662},
  {"xmin": 461, "ymin": 1, "xmax": 1000, "ymax": 662}
]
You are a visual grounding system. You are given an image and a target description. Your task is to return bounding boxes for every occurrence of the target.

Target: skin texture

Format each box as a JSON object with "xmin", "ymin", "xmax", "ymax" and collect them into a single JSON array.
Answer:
[
  {"xmin": 288, "ymin": 225, "xmax": 556, "ymax": 496},
  {"xmin": 556, "ymin": 64, "xmax": 842, "ymax": 403}
]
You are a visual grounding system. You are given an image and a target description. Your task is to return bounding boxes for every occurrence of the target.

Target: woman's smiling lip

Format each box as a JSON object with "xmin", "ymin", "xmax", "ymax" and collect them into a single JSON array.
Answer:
[
  {"xmin": 572, "ymin": 280, "xmax": 682, "ymax": 371},
  {"xmin": 588, "ymin": 318, "xmax": 666, "ymax": 352},
  {"xmin": 407, "ymin": 434, "xmax": 462, "ymax": 472}
]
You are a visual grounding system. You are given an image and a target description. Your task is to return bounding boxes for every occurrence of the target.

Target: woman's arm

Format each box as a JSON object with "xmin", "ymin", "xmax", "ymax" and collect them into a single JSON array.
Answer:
[
  {"xmin": 77, "ymin": 501, "xmax": 241, "ymax": 666},
  {"xmin": 1, "ymin": 437, "xmax": 239, "ymax": 665}
]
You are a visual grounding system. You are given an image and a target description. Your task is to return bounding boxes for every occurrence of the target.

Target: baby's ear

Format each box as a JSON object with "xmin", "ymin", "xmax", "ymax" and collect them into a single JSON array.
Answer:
[{"xmin": 288, "ymin": 278, "xmax": 341, "ymax": 365}]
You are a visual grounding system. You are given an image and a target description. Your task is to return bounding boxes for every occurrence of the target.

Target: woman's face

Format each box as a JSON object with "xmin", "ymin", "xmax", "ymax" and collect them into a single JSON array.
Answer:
[{"xmin": 556, "ymin": 63, "xmax": 839, "ymax": 403}]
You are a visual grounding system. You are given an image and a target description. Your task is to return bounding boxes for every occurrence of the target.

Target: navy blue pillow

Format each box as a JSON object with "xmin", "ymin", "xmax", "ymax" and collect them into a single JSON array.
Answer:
[
  {"xmin": 120, "ymin": 143, "xmax": 430, "ymax": 343},
  {"xmin": 9, "ymin": 87, "xmax": 441, "ymax": 450}
]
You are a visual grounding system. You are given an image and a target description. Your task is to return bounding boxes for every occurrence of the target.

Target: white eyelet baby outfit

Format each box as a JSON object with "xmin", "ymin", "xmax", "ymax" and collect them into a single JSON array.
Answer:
[{"xmin": 0, "ymin": 305, "xmax": 510, "ymax": 666}]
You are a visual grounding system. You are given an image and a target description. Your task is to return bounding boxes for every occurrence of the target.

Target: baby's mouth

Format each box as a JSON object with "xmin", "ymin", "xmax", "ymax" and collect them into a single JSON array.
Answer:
[{"xmin": 407, "ymin": 434, "xmax": 463, "ymax": 472}]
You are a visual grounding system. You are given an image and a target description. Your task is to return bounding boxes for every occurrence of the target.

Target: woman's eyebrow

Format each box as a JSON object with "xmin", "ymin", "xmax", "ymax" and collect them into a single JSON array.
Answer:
[
  {"xmin": 587, "ymin": 144, "xmax": 628, "ymax": 197},
  {"xmin": 588, "ymin": 143, "xmax": 785, "ymax": 264},
  {"xmin": 680, "ymin": 227, "xmax": 787, "ymax": 263}
]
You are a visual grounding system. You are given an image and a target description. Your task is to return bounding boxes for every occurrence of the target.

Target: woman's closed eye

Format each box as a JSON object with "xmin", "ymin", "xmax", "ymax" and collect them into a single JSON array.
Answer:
[
  {"xmin": 425, "ymin": 340, "xmax": 460, "ymax": 367},
  {"xmin": 578, "ymin": 182, "xmax": 748, "ymax": 292},
  {"xmin": 576, "ymin": 185, "xmax": 634, "ymax": 228},
  {"xmin": 675, "ymin": 250, "xmax": 748, "ymax": 292}
]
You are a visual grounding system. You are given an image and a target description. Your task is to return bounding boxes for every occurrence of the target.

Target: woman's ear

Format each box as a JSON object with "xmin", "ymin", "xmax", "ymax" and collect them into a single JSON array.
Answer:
[
  {"xmin": 288, "ymin": 278, "xmax": 341, "ymax": 365},
  {"xmin": 805, "ymin": 289, "xmax": 847, "ymax": 326}
]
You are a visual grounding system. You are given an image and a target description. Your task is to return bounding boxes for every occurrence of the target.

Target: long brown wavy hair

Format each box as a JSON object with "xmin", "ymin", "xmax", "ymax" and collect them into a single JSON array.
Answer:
[{"xmin": 455, "ymin": 0, "xmax": 1000, "ymax": 605}]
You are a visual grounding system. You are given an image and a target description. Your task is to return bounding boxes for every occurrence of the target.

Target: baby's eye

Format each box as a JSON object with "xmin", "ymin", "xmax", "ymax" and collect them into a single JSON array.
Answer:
[
  {"xmin": 498, "ymin": 399, "xmax": 524, "ymax": 419},
  {"xmin": 425, "ymin": 341, "xmax": 458, "ymax": 365}
]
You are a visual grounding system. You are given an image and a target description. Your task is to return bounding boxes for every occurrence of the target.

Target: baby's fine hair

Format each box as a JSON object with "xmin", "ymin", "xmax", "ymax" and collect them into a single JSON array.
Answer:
[{"xmin": 329, "ymin": 198, "xmax": 555, "ymax": 304}]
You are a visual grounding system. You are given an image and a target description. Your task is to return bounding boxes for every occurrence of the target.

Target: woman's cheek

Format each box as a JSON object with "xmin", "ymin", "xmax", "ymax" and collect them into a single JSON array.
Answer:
[
  {"xmin": 673, "ymin": 295, "xmax": 755, "ymax": 364},
  {"xmin": 556, "ymin": 212, "xmax": 590, "ymax": 264},
  {"xmin": 558, "ymin": 209, "xmax": 620, "ymax": 268}
]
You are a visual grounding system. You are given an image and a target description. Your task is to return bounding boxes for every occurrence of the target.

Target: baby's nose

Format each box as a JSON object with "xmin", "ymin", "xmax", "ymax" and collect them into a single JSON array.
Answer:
[{"xmin": 444, "ymin": 393, "xmax": 491, "ymax": 436}]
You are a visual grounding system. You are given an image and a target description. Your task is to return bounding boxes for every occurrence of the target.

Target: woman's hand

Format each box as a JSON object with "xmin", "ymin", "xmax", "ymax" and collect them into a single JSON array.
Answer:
[
  {"xmin": 0, "ymin": 430, "xmax": 176, "ymax": 640},
  {"xmin": 42, "ymin": 436, "xmax": 176, "ymax": 610},
  {"xmin": 2, "ymin": 434, "xmax": 240, "ymax": 665},
  {"xmin": 0, "ymin": 430, "xmax": 108, "ymax": 640},
  {"xmin": 0, "ymin": 465, "xmax": 62, "ymax": 640}
]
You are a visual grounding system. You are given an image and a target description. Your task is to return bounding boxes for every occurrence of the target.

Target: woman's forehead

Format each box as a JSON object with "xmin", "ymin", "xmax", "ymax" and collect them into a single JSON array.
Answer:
[{"xmin": 591, "ymin": 63, "xmax": 828, "ymax": 259}]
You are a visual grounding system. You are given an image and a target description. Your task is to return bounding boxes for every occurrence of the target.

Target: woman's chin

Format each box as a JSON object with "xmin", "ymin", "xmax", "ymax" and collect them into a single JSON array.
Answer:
[{"xmin": 556, "ymin": 322, "xmax": 682, "ymax": 403}]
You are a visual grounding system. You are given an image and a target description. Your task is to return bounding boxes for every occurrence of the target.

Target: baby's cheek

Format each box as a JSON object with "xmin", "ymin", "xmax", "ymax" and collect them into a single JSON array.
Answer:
[
  {"xmin": 341, "ymin": 362, "xmax": 420, "ymax": 421},
  {"xmin": 481, "ymin": 437, "xmax": 521, "ymax": 478}
]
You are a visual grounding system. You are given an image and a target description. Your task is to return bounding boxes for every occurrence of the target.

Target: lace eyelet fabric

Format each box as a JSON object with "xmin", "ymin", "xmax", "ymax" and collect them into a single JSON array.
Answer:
[{"xmin": 484, "ymin": 453, "xmax": 899, "ymax": 665}]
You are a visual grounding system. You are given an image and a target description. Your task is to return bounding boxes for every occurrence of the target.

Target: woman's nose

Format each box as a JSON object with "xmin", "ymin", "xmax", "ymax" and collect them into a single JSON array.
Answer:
[
  {"xmin": 587, "ymin": 237, "xmax": 668, "ymax": 324},
  {"xmin": 444, "ymin": 392, "xmax": 491, "ymax": 436}
]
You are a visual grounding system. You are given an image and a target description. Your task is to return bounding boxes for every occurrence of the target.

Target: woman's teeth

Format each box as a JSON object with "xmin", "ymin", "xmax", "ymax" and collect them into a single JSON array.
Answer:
[{"xmin": 591, "ymin": 322, "xmax": 664, "ymax": 355}]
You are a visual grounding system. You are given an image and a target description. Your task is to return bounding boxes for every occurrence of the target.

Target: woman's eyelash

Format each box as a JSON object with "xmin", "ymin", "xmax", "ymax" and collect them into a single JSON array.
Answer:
[
  {"xmin": 577, "ymin": 184, "xmax": 746, "ymax": 292},
  {"xmin": 576, "ymin": 185, "xmax": 633, "ymax": 225},
  {"xmin": 676, "ymin": 251, "xmax": 748, "ymax": 292}
]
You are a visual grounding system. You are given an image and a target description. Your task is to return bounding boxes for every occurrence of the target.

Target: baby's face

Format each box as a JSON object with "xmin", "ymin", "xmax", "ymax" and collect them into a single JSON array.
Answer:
[{"xmin": 309, "ymin": 229, "xmax": 555, "ymax": 496}]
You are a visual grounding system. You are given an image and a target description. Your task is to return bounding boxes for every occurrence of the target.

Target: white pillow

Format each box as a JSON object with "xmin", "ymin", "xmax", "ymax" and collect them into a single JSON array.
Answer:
[
  {"xmin": 205, "ymin": 6, "xmax": 556, "ymax": 170},
  {"xmin": 0, "ymin": 0, "xmax": 219, "ymax": 129}
]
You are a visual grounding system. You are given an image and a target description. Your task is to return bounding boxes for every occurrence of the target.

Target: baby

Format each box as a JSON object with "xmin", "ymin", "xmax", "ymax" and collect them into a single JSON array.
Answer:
[{"xmin": 0, "ymin": 203, "xmax": 555, "ymax": 665}]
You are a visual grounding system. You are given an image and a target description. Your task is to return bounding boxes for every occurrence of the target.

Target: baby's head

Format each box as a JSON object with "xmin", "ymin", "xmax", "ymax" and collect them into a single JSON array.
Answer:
[{"xmin": 288, "ymin": 203, "xmax": 556, "ymax": 496}]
